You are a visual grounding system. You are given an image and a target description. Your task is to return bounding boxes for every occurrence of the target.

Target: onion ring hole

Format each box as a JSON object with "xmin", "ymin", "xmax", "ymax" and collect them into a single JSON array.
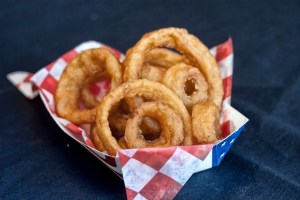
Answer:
[
  {"xmin": 140, "ymin": 117, "xmax": 162, "ymax": 141},
  {"xmin": 184, "ymin": 78, "xmax": 197, "ymax": 96}
]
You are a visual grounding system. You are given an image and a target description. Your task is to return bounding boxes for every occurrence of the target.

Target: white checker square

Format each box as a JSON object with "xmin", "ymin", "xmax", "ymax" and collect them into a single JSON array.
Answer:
[
  {"xmin": 210, "ymin": 46, "xmax": 217, "ymax": 57},
  {"xmin": 218, "ymin": 54, "xmax": 233, "ymax": 79},
  {"xmin": 18, "ymin": 83, "xmax": 37, "ymax": 99},
  {"xmin": 49, "ymin": 58, "xmax": 67, "ymax": 80},
  {"xmin": 122, "ymin": 158, "xmax": 157, "ymax": 192},
  {"xmin": 159, "ymin": 147, "xmax": 201, "ymax": 185},
  {"xmin": 194, "ymin": 150, "xmax": 213, "ymax": 173},
  {"xmin": 74, "ymin": 41, "xmax": 101, "ymax": 53},
  {"xmin": 31, "ymin": 68, "xmax": 49, "ymax": 86},
  {"xmin": 133, "ymin": 194, "xmax": 147, "ymax": 200},
  {"xmin": 119, "ymin": 54, "xmax": 125, "ymax": 62},
  {"xmin": 223, "ymin": 97, "xmax": 231, "ymax": 106},
  {"xmin": 119, "ymin": 149, "xmax": 138, "ymax": 158},
  {"xmin": 6, "ymin": 71, "xmax": 28, "ymax": 85}
]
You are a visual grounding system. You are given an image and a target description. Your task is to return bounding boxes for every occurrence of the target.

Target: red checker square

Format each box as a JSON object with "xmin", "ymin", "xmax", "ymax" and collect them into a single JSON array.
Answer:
[
  {"xmin": 222, "ymin": 76, "xmax": 232, "ymax": 99},
  {"xmin": 216, "ymin": 38, "xmax": 233, "ymax": 62},
  {"xmin": 85, "ymin": 138, "xmax": 95, "ymax": 148},
  {"xmin": 39, "ymin": 75, "xmax": 58, "ymax": 94},
  {"xmin": 139, "ymin": 172, "xmax": 182, "ymax": 200},
  {"xmin": 45, "ymin": 61, "xmax": 55, "ymax": 71},
  {"xmin": 15, "ymin": 74, "xmax": 33, "ymax": 88},
  {"xmin": 90, "ymin": 84, "xmax": 101, "ymax": 96},
  {"xmin": 23, "ymin": 74, "xmax": 33, "ymax": 83},
  {"xmin": 61, "ymin": 50, "xmax": 78, "ymax": 63},
  {"xmin": 66, "ymin": 123, "xmax": 82, "ymax": 135},
  {"xmin": 103, "ymin": 80, "xmax": 111, "ymax": 90},
  {"xmin": 221, "ymin": 120, "xmax": 231, "ymax": 138},
  {"xmin": 32, "ymin": 83, "xmax": 38, "ymax": 92},
  {"xmin": 132, "ymin": 147, "xmax": 176, "ymax": 171},
  {"xmin": 125, "ymin": 188, "xmax": 138, "ymax": 200},
  {"xmin": 180, "ymin": 144, "xmax": 213, "ymax": 161},
  {"xmin": 100, "ymin": 154, "xmax": 117, "ymax": 168},
  {"xmin": 118, "ymin": 151, "xmax": 132, "ymax": 168}
]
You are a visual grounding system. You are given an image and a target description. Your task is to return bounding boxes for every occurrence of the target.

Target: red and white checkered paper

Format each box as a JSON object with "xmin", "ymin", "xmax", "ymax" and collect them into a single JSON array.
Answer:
[{"xmin": 7, "ymin": 39, "xmax": 248, "ymax": 200}]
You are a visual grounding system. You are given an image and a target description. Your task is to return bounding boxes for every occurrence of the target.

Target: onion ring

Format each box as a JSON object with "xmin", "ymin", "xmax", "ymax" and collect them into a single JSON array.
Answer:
[
  {"xmin": 144, "ymin": 48, "xmax": 188, "ymax": 68},
  {"xmin": 191, "ymin": 102, "xmax": 221, "ymax": 144},
  {"xmin": 90, "ymin": 123, "xmax": 106, "ymax": 152},
  {"xmin": 96, "ymin": 79, "xmax": 192, "ymax": 155},
  {"xmin": 125, "ymin": 102, "xmax": 184, "ymax": 148},
  {"xmin": 91, "ymin": 123, "xmax": 128, "ymax": 151},
  {"xmin": 55, "ymin": 48, "xmax": 123, "ymax": 124},
  {"xmin": 80, "ymin": 48, "xmax": 179, "ymax": 109},
  {"xmin": 123, "ymin": 27, "xmax": 223, "ymax": 109},
  {"xmin": 125, "ymin": 48, "xmax": 186, "ymax": 111},
  {"xmin": 79, "ymin": 69, "xmax": 162, "ymax": 135},
  {"xmin": 118, "ymin": 137, "xmax": 128, "ymax": 149},
  {"xmin": 162, "ymin": 62, "xmax": 208, "ymax": 112},
  {"xmin": 141, "ymin": 63, "xmax": 166, "ymax": 82}
]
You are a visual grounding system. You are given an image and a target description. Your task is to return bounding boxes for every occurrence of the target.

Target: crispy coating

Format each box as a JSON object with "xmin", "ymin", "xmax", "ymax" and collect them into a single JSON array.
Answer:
[
  {"xmin": 55, "ymin": 48, "xmax": 123, "ymax": 124},
  {"xmin": 91, "ymin": 123, "xmax": 128, "ymax": 151},
  {"xmin": 118, "ymin": 137, "xmax": 128, "ymax": 149},
  {"xmin": 90, "ymin": 123, "xmax": 106, "ymax": 152},
  {"xmin": 144, "ymin": 48, "xmax": 187, "ymax": 68},
  {"xmin": 123, "ymin": 27, "xmax": 223, "ymax": 109},
  {"xmin": 162, "ymin": 62, "xmax": 208, "ymax": 112},
  {"xmin": 125, "ymin": 102, "xmax": 184, "ymax": 148},
  {"xmin": 141, "ymin": 63, "xmax": 166, "ymax": 82},
  {"xmin": 96, "ymin": 79, "xmax": 192, "ymax": 155},
  {"xmin": 192, "ymin": 102, "xmax": 221, "ymax": 144}
]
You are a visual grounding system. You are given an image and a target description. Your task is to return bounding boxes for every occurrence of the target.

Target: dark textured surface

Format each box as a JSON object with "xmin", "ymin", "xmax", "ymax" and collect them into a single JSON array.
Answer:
[{"xmin": 1, "ymin": 0, "xmax": 300, "ymax": 199}]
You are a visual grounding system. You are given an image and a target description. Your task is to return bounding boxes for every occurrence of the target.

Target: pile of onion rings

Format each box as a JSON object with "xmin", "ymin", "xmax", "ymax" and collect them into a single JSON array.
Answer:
[{"xmin": 55, "ymin": 27, "xmax": 224, "ymax": 155}]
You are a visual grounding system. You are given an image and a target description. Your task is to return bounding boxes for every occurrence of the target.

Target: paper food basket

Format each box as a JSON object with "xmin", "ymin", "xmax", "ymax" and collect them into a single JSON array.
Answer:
[{"xmin": 7, "ymin": 38, "xmax": 248, "ymax": 200}]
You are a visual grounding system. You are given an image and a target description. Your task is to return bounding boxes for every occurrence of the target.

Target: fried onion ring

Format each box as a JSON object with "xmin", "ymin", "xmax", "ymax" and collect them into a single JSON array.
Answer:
[
  {"xmin": 123, "ymin": 27, "xmax": 223, "ymax": 109},
  {"xmin": 144, "ymin": 48, "xmax": 187, "ymax": 68},
  {"xmin": 108, "ymin": 98, "xmax": 162, "ymax": 134},
  {"xmin": 141, "ymin": 63, "xmax": 166, "ymax": 82},
  {"xmin": 191, "ymin": 102, "xmax": 221, "ymax": 144},
  {"xmin": 125, "ymin": 102, "xmax": 184, "ymax": 148},
  {"xmin": 162, "ymin": 62, "xmax": 208, "ymax": 112},
  {"xmin": 91, "ymin": 123, "xmax": 128, "ymax": 151},
  {"xmin": 125, "ymin": 48, "xmax": 186, "ymax": 111},
  {"xmin": 90, "ymin": 123, "xmax": 106, "ymax": 152},
  {"xmin": 118, "ymin": 137, "xmax": 128, "ymax": 149},
  {"xmin": 55, "ymin": 48, "xmax": 123, "ymax": 124},
  {"xmin": 96, "ymin": 79, "xmax": 192, "ymax": 155},
  {"xmin": 80, "ymin": 70, "xmax": 162, "ymax": 135}
]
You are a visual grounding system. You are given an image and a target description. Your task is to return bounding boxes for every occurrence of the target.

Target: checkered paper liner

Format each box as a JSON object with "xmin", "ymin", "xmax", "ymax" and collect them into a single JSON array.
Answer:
[{"xmin": 7, "ymin": 39, "xmax": 248, "ymax": 200}]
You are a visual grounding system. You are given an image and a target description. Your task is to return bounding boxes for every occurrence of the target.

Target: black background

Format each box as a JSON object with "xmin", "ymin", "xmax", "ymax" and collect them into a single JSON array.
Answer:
[{"xmin": 1, "ymin": 0, "xmax": 300, "ymax": 199}]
